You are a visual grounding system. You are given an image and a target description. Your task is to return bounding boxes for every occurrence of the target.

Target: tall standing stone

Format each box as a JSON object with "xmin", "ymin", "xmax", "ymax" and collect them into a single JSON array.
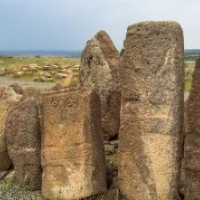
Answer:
[
  {"xmin": 80, "ymin": 30, "xmax": 121, "ymax": 139},
  {"xmin": 118, "ymin": 21, "xmax": 184, "ymax": 200},
  {"xmin": 41, "ymin": 88, "xmax": 106, "ymax": 200},
  {"xmin": 0, "ymin": 87, "xmax": 22, "ymax": 171},
  {"xmin": 185, "ymin": 54, "xmax": 200, "ymax": 199},
  {"xmin": 5, "ymin": 98, "xmax": 42, "ymax": 190}
]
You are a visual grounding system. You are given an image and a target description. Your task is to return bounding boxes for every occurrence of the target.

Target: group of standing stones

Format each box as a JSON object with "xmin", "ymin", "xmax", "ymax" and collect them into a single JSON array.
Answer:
[{"xmin": 0, "ymin": 20, "xmax": 198, "ymax": 200}]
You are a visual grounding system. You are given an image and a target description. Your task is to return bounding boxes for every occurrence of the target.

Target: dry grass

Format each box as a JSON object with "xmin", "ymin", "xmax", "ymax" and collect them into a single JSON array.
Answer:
[
  {"xmin": 0, "ymin": 56, "xmax": 80, "ymax": 69},
  {"xmin": 0, "ymin": 56, "xmax": 80, "ymax": 87},
  {"xmin": 184, "ymin": 60, "xmax": 195, "ymax": 92}
]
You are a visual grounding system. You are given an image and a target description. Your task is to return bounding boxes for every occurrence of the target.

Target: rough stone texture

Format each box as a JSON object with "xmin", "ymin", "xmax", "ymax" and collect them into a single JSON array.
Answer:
[
  {"xmin": 41, "ymin": 87, "xmax": 107, "ymax": 200},
  {"xmin": 185, "ymin": 54, "xmax": 200, "ymax": 199},
  {"xmin": 118, "ymin": 21, "xmax": 184, "ymax": 200},
  {"xmin": 9, "ymin": 83, "xmax": 24, "ymax": 95},
  {"xmin": 80, "ymin": 30, "xmax": 121, "ymax": 139},
  {"xmin": 49, "ymin": 83, "xmax": 65, "ymax": 91},
  {"xmin": 23, "ymin": 87, "xmax": 42, "ymax": 104},
  {"xmin": 5, "ymin": 98, "xmax": 42, "ymax": 190},
  {"xmin": 0, "ymin": 87, "xmax": 22, "ymax": 171}
]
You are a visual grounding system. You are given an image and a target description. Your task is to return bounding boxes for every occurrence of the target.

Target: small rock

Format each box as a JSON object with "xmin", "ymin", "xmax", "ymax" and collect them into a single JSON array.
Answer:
[
  {"xmin": 0, "ymin": 171, "xmax": 9, "ymax": 181},
  {"xmin": 29, "ymin": 64, "xmax": 39, "ymax": 70},
  {"xmin": 41, "ymin": 77, "xmax": 54, "ymax": 82},
  {"xmin": 4, "ymin": 170, "xmax": 15, "ymax": 182},
  {"xmin": 104, "ymin": 144, "xmax": 116, "ymax": 154},
  {"xmin": 109, "ymin": 139, "xmax": 118, "ymax": 149},
  {"xmin": 15, "ymin": 71, "xmax": 24, "ymax": 77},
  {"xmin": 22, "ymin": 67, "xmax": 28, "ymax": 71},
  {"xmin": 56, "ymin": 73, "xmax": 68, "ymax": 79},
  {"xmin": 43, "ymin": 72, "xmax": 51, "ymax": 78},
  {"xmin": 42, "ymin": 65, "xmax": 52, "ymax": 70}
]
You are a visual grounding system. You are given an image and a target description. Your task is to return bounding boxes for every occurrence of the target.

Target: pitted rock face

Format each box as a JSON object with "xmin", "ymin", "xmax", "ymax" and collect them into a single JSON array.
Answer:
[
  {"xmin": 185, "ymin": 54, "xmax": 200, "ymax": 199},
  {"xmin": 41, "ymin": 88, "xmax": 106, "ymax": 200},
  {"xmin": 9, "ymin": 83, "xmax": 24, "ymax": 95},
  {"xmin": 80, "ymin": 30, "xmax": 121, "ymax": 139},
  {"xmin": 23, "ymin": 86, "xmax": 42, "ymax": 105},
  {"xmin": 118, "ymin": 21, "xmax": 184, "ymax": 200},
  {"xmin": 5, "ymin": 98, "xmax": 42, "ymax": 190},
  {"xmin": 0, "ymin": 87, "xmax": 23, "ymax": 171}
]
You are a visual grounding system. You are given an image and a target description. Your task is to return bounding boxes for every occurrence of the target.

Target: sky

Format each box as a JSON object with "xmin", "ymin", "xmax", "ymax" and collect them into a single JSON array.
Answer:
[{"xmin": 0, "ymin": 0, "xmax": 200, "ymax": 51}]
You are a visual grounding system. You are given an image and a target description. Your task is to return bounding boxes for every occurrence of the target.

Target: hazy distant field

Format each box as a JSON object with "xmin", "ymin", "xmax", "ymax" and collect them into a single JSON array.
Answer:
[
  {"xmin": 184, "ymin": 56, "xmax": 195, "ymax": 92},
  {"xmin": 0, "ymin": 56, "xmax": 80, "ymax": 87},
  {"xmin": 0, "ymin": 55, "xmax": 197, "ymax": 92}
]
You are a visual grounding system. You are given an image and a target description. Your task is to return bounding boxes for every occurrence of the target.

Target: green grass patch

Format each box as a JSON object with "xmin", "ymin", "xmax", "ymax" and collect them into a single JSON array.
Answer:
[
  {"xmin": 0, "ymin": 56, "xmax": 80, "ymax": 86},
  {"xmin": 0, "ymin": 56, "xmax": 80, "ymax": 69},
  {"xmin": 184, "ymin": 61, "xmax": 195, "ymax": 92},
  {"xmin": 0, "ymin": 179, "xmax": 13, "ymax": 190},
  {"xmin": 0, "ymin": 56, "xmax": 196, "ymax": 93},
  {"xmin": 106, "ymin": 153, "xmax": 118, "ymax": 165}
]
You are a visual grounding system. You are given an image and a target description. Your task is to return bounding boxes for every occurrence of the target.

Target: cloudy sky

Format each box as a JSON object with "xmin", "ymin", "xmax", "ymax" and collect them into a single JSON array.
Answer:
[{"xmin": 0, "ymin": 0, "xmax": 199, "ymax": 51}]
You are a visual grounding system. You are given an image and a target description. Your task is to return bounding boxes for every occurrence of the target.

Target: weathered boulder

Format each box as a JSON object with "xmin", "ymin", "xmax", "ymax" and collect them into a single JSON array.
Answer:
[
  {"xmin": 42, "ymin": 72, "xmax": 52, "ymax": 78},
  {"xmin": 185, "ymin": 54, "xmax": 200, "ymax": 199},
  {"xmin": 5, "ymin": 98, "xmax": 42, "ymax": 190},
  {"xmin": 41, "ymin": 87, "xmax": 107, "ymax": 200},
  {"xmin": 56, "ymin": 73, "xmax": 68, "ymax": 78},
  {"xmin": 118, "ymin": 21, "xmax": 184, "ymax": 200},
  {"xmin": 80, "ymin": 30, "xmax": 121, "ymax": 140},
  {"xmin": 0, "ymin": 87, "xmax": 22, "ymax": 171}
]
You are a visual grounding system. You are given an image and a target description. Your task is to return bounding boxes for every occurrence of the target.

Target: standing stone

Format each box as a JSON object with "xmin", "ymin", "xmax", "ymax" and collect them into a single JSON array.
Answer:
[
  {"xmin": 41, "ymin": 88, "xmax": 106, "ymax": 200},
  {"xmin": 0, "ymin": 87, "xmax": 22, "ymax": 171},
  {"xmin": 5, "ymin": 98, "xmax": 42, "ymax": 190},
  {"xmin": 185, "ymin": 54, "xmax": 200, "ymax": 199},
  {"xmin": 80, "ymin": 30, "xmax": 121, "ymax": 139},
  {"xmin": 118, "ymin": 21, "xmax": 184, "ymax": 200}
]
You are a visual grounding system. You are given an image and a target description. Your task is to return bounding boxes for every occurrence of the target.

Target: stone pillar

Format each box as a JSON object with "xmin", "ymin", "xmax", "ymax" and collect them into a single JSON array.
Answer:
[
  {"xmin": 0, "ymin": 87, "xmax": 22, "ymax": 171},
  {"xmin": 41, "ymin": 88, "xmax": 106, "ymax": 200},
  {"xmin": 118, "ymin": 21, "xmax": 184, "ymax": 200},
  {"xmin": 185, "ymin": 54, "xmax": 200, "ymax": 199},
  {"xmin": 5, "ymin": 98, "xmax": 42, "ymax": 190},
  {"xmin": 80, "ymin": 30, "xmax": 121, "ymax": 140}
]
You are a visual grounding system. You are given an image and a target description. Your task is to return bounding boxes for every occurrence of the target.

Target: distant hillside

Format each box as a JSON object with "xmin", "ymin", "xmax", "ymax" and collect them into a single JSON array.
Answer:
[{"xmin": 0, "ymin": 50, "xmax": 81, "ymax": 57}]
